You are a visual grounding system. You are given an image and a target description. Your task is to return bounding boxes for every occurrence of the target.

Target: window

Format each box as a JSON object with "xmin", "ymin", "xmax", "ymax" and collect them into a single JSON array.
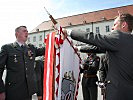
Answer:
[
  {"xmin": 27, "ymin": 37, "xmax": 30, "ymax": 42},
  {"xmin": 96, "ymin": 27, "xmax": 100, "ymax": 33},
  {"xmin": 39, "ymin": 35, "xmax": 42, "ymax": 41},
  {"xmin": 86, "ymin": 28, "xmax": 90, "ymax": 33},
  {"xmin": 33, "ymin": 36, "xmax": 36, "ymax": 42},
  {"xmin": 106, "ymin": 25, "xmax": 110, "ymax": 32}
]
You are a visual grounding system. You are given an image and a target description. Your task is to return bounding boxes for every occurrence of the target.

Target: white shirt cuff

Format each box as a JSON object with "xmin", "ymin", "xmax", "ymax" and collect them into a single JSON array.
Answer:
[
  {"xmin": 77, "ymin": 46, "xmax": 82, "ymax": 51},
  {"xmin": 67, "ymin": 29, "xmax": 72, "ymax": 36}
]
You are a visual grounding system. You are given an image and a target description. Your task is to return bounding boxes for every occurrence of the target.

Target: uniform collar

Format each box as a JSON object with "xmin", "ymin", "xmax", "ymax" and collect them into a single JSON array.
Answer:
[
  {"xmin": 16, "ymin": 40, "xmax": 25, "ymax": 47},
  {"xmin": 13, "ymin": 41, "xmax": 30, "ymax": 50}
]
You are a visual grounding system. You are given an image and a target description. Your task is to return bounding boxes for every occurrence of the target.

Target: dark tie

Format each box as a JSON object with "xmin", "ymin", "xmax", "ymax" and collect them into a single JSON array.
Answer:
[
  {"xmin": 21, "ymin": 45, "xmax": 24, "ymax": 48},
  {"xmin": 21, "ymin": 45, "xmax": 25, "ymax": 50}
]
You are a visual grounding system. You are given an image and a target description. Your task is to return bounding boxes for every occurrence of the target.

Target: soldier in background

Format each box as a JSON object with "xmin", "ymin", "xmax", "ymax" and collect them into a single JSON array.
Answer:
[
  {"xmin": 34, "ymin": 58, "xmax": 44, "ymax": 100},
  {"xmin": 80, "ymin": 53, "xmax": 100, "ymax": 100},
  {"xmin": 75, "ymin": 45, "xmax": 107, "ymax": 100}
]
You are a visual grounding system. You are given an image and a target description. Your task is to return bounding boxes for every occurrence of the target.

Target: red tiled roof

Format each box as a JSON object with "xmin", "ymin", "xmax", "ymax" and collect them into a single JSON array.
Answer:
[{"xmin": 30, "ymin": 5, "xmax": 133, "ymax": 33}]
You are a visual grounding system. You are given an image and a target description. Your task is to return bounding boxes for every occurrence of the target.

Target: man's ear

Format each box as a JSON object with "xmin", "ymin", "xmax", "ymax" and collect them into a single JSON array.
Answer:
[
  {"xmin": 122, "ymin": 21, "xmax": 127, "ymax": 28},
  {"xmin": 15, "ymin": 32, "xmax": 18, "ymax": 38}
]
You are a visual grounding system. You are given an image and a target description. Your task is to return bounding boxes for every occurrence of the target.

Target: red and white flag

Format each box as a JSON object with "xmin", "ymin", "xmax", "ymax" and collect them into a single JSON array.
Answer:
[
  {"xmin": 43, "ymin": 32, "xmax": 56, "ymax": 100},
  {"xmin": 43, "ymin": 27, "xmax": 81, "ymax": 100}
]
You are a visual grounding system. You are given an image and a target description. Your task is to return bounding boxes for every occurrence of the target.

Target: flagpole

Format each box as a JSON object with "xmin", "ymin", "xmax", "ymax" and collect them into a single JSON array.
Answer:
[
  {"xmin": 43, "ymin": 6, "xmax": 81, "ymax": 59},
  {"xmin": 43, "ymin": 6, "xmax": 82, "ymax": 100},
  {"xmin": 44, "ymin": 7, "xmax": 57, "ymax": 25}
]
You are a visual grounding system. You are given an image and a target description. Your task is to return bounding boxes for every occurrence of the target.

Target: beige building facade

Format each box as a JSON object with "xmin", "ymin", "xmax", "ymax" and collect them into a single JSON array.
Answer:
[{"xmin": 28, "ymin": 5, "xmax": 133, "ymax": 47}]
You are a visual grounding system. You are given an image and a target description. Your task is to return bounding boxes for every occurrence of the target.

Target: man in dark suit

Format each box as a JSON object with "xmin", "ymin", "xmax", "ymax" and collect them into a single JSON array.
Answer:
[
  {"xmin": 63, "ymin": 13, "xmax": 133, "ymax": 100},
  {"xmin": 0, "ymin": 26, "xmax": 45, "ymax": 100}
]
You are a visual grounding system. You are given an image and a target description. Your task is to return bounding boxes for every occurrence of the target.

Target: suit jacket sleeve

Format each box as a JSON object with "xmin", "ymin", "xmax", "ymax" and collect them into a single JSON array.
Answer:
[
  {"xmin": 28, "ymin": 44, "xmax": 45, "ymax": 57},
  {"xmin": 70, "ymin": 30, "xmax": 120, "ymax": 51},
  {"xmin": 0, "ymin": 45, "xmax": 7, "ymax": 93},
  {"xmin": 99, "ymin": 55, "xmax": 107, "ymax": 82},
  {"xmin": 35, "ymin": 46, "xmax": 45, "ymax": 57},
  {"xmin": 80, "ymin": 45, "xmax": 106, "ymax": 53}
]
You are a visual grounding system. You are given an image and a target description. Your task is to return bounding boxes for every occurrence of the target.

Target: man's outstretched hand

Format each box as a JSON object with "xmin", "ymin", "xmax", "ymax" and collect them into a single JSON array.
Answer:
[{"xmin": 62, "ymin": 29, "xmax": 68, "ymax": 39}]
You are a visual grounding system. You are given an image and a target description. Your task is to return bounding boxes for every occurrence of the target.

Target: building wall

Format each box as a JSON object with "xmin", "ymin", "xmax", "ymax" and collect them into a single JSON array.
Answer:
[
  {"xmin": 64, "ymin": 20, "xmax": 113, "ymax": 46},
  {"xmin": 27, "ymin": 19, "xmax": 114, "ymax": 61},
  {"xmin": 28, "ymin": 20, "xmax": 114, "ymax": 48},
  {"xmin": 27, "ymin": 31, "xmax": 45, "ymax": 47}
]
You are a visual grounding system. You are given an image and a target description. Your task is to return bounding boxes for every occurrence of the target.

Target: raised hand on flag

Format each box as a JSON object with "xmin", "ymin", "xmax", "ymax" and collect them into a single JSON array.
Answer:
[
  {"xmin": 62, "ymin": 28, "xmax": 71, "ymax": 39},
  {"xmin": 62, "ymin": 29, "xmax": 67, "ymax": 39}
]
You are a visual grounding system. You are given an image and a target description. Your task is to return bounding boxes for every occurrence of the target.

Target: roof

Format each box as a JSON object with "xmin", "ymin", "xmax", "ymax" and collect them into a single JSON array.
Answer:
[{"xmin": 30, "ymin": 5, "xmax": 133, "ymax": 33}]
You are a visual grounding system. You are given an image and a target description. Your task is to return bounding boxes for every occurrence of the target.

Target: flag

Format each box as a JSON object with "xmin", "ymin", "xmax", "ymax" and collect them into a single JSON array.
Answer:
[
  {"xmin": 43, "ymin": 26, "xmax": 81, "ymax": 100},
  {"xmin": 43, "ymin": 32, "xmax": 56, "ymax": 100}
]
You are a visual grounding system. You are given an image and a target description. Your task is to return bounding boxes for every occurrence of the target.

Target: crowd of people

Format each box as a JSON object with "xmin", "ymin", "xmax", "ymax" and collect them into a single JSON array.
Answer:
[{"xmin": 0, "ymin": 12, "xmax": 133, "ymax": 100}]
